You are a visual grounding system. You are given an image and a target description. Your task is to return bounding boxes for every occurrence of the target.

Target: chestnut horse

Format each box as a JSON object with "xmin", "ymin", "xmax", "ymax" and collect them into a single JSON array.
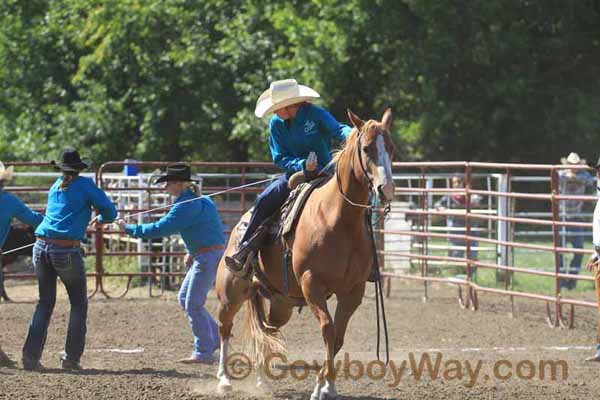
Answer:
[{"xmin": 215, "ymin": 109, "xmax": 395, "ymax": 399}]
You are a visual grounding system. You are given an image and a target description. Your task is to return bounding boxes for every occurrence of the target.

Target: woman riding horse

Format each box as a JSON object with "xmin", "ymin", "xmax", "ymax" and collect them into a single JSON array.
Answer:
[
  {"xmin": 215, "ymin": 107, "xmax": 395, "ymax": 399},
  {"xmin": 224, "ymin": 79, "xmax": 351, "ymax": 272}
]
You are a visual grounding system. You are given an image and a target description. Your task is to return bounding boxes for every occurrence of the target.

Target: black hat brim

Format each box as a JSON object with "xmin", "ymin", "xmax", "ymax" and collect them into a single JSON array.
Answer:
[
  {"xmin": 154, "ymin": 175, "xmax": 199, "ymax": 184},
  {"xmin": 50, "ymin": 158, "xmax": 91, "ymax": 172}
]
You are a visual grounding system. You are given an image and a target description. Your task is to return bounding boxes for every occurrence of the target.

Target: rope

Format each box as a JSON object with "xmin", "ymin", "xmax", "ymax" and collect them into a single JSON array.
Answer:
[{"xmin": 1, "ymin": 175, "xmax": 281, "ymax": 256}]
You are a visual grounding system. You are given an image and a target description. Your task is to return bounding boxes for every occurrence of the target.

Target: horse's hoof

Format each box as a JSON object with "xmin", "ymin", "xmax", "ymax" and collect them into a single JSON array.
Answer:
[
  {"xmin": 319, "ymin": 383, "xmax": 338, "ymax": 400},
  {"xmin": 319, "ymin": 393, "xmax": 338, "ymax": 400},
  {"xmin": 256, "ymin": 379, "xmax": 273, "ymax": 392},
  {"xmin": 217, "ymin": 380, "xmax": 232, "ymax": 394}
]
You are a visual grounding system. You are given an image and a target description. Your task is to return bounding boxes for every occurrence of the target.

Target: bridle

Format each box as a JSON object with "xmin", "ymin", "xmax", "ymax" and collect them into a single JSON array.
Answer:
[{"xmin": 335, "ymin": 126, "xmax": 377, "ymax": 209}]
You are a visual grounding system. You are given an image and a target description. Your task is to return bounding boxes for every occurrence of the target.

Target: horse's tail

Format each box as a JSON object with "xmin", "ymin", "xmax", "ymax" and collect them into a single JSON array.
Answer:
[{"xmin": 242, "ymin": 291, "xmax": 286, "ymax": 367}]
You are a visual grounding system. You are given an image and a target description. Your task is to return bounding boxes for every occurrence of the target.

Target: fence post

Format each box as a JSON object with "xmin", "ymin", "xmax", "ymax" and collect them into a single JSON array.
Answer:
[
  {"xmin": 419, "ymin": 168, "xmax": 428, "ymax": 302},
  {"xmin": 241, "ymin": 166, "xmax": 247, "ymax": 213},
  {"xmin": 464, "ymin": 163, "xmax": 474, "ymax": 309},
  {"xmin": 94, "ymin": 168, "xmax": 105, "ymax": 298},
  {"xmin": 550, "ymin": 167, "xmax": 561, "ymax": 328}
]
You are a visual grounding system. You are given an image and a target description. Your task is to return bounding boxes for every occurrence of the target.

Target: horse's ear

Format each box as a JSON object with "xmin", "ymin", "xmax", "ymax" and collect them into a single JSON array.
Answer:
[
  {"xmin": 381, "ymin": 108, "xmax": 393, "ymax": 130},
  {"xmin": 347, "ymin": 109, "xmax": 364, "ymax": 129}
]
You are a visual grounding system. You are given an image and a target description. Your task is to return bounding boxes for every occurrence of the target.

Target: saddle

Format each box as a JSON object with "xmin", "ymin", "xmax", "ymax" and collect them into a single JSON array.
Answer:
[
  {"xmin": 280, "ymin": 175, "xmax": 328, "ymax": 241},
  {"xmin": 235, "ymin": 175, "xmax": 330, "ymax": 307}
]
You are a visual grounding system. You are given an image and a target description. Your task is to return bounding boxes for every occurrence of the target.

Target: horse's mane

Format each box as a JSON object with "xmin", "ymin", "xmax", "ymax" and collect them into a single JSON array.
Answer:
[{"xmin": 332, "ymin": 120, "xmax": 377, "ymax": 165}]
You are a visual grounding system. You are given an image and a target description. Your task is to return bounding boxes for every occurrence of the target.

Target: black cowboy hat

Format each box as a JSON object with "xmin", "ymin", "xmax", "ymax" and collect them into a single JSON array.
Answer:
[
  {"xmin": 154, "ymin": 162, "xmax": 199, "ymax": 184},
  {"xmin": 50, "ymin": 148, "xmax": 91, "ymax": 172}
]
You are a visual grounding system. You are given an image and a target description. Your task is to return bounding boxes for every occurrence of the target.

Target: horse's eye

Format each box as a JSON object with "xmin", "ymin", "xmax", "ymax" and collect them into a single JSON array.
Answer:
[{"xmin": 362, "ymin": 146, "xmax": 369, "ymax": 153}]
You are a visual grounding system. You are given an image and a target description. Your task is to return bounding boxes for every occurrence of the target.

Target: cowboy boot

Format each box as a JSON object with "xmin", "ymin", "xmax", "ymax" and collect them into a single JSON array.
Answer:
[
  {"xmin": 224, "ymin": 225, "xmax": 268, "ymax": 273},
  {"xmin": 224, "ymin": 242, "xmax": 255, "ymax": 272},
  {"xmin": 0, "ymin": 350, "xmax": 16, "ymax": 368}
]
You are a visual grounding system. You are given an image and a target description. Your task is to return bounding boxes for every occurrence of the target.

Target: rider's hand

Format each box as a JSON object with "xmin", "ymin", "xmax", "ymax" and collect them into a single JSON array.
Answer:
[
  {"xmin": 305, "ymin": 152, "xmax": 317, "ymax": 172},
  {"xmin": 184, "ymin": 254, "xmax": 193, "ymax": 268}
]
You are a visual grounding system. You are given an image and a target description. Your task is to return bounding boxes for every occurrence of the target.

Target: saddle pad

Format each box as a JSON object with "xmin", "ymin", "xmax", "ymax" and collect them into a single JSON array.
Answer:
[
  {"xmin": 281, "ymin": 176, "xmax": 328, "ymax": 239},
  {"xmin": 235, "ymin": 208, "xmax": 281, "ymax": 250}
]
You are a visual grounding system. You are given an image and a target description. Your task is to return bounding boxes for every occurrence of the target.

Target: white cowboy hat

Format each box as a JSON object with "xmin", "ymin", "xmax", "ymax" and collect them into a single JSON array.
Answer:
[
  {"xmin": 0, "ymin": 162, "xmax": 14, "ymax": 181},
  {"xmin": 254, "ymin": 79, "xmax": 320, "ymax": 118},
  {"xmin": 560, "ymin": 152, "xmax": 586, "ymax": 165}
]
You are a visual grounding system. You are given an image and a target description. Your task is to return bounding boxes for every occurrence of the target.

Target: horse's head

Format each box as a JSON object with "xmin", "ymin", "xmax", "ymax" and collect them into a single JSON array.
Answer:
[{"xmin": 347, "ymin": 108, "xmax": 396, "ymax": 205}]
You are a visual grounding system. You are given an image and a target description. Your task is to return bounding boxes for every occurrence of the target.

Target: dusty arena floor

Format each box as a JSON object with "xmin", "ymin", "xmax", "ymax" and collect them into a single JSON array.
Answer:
[{"xmin": 1, "ymin": 279, "xmax": 600, "ymax": 399}]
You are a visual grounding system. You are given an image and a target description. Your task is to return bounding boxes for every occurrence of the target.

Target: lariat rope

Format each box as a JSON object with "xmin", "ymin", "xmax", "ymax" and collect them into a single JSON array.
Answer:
[{"xmin": 1, "ymin": 175, "xmax": 281, "ymax": 256}]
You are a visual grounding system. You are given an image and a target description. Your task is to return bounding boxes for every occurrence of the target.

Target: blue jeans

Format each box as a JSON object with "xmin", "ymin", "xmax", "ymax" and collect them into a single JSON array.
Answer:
[
  {"xmin": 558, "ymin": 226, "xmax": 584, "ymax": 273},
  {"xmin": 23, "ymin": 241, "xmax": 88, "ymax": 362},
  {"xmin": 447, "ymin": 219, "xmax": 479, "ymax": 260},
  {"xmin": 178, "ymin": 249, "xmax": 222, "ymax": 360},
  {"xmin": 241, "ymin": 175, "xmax": 290, "ymax": 244}
]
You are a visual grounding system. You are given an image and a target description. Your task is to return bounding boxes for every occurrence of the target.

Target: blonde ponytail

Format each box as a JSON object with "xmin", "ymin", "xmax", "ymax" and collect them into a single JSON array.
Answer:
[
  {"xmin": 182, "ymin": 181, "xmax": 200, "ymax": 196},
  {"xmin": 60, "ymin": 171, "xmax": 79, "ymax": 190}
]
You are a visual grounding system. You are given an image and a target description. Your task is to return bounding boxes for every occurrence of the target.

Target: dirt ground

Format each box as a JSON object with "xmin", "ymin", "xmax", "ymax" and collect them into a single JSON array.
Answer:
[{"xmin": 1, "ymin": 278, "xmax": 600, "ymax": 400}]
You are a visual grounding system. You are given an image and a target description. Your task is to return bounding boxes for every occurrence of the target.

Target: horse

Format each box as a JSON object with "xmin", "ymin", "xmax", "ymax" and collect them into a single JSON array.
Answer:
[{"xmin": 214, "ymin": 108, "xmax": 395, "ymax": 399}]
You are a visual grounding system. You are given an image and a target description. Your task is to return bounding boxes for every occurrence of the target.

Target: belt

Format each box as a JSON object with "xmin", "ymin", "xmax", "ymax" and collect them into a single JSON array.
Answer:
[
  {"xmin": 38, "ymin": 237, "xmax": 81, "ymax": 248},
  {"xmin": 191, "ymin": 244, "xmax": 225, "ymax": 257}
]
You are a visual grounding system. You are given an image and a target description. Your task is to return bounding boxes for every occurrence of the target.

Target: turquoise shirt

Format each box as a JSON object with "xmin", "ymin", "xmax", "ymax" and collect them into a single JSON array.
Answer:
[
  {"xmin": 124, "ymin": 189, "xmax": 225, "ymax": 253},
  {"xmin": 269, "ymin": 103, "xmax": 352, "ymax": 176},
  {"xmin": 35, "ymin": 176, "xmax": 117, "ymax": 241},
  {"xmin": 0, "ymin": 190, "xmax": 44, "ymax": 248}
]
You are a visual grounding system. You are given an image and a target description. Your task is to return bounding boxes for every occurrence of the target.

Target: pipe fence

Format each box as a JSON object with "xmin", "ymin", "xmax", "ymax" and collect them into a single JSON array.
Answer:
[
  {"xmin": 379, "ymin": 161, "xmax": 598, "ymax": 328},
  {"xmin": 2, "ymin": 160, "xmax": 599, "ymax": 330}
]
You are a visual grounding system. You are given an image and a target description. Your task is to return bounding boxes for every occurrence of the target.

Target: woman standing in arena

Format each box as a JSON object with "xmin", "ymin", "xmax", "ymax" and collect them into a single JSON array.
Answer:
[
  {"xmin": 117, "ymin": 162, "xmax": 226, "ymax": 364},
  {"xmin": 22, "ymin": 149, "xmax": 117, "ymax": 371}
]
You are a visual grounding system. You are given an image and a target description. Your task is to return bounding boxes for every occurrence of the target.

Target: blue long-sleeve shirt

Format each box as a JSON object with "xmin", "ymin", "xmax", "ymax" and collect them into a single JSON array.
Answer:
[
  {"xmin": 124, "ymin": 189, "xmax": 225, "ymax": 253},
  {"xmin": 35, "ymin": 176, "xmax": 117, "ymax": 241},
  {"xmin": 269, "ymin": 103, "xmax": 352, "ymax": 176},
  {"xmin": 0, "ymin": 190, "xmax": 44, "ymax": 249}
]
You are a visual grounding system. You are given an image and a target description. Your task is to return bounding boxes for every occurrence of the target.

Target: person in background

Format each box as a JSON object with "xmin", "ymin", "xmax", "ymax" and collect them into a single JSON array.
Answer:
[
  {"xmin": 434, "ymin": 175, "xmax": 482, "ymax": 275},
  {"xmin": 22, "ymin": 149, "xmax": 117, "ymax": 371},
  {"xmin": 558, "ymin": 152, "xmax": 596, "ymax": 290},
  {"xmin": 0, "ymin": 161, "xmax": 44, "ymax": 368},
  {"xmin": 117, "ymin": 163, "xmax": 225, "ymax": 364},
  {"xmin": 585, "ymin": 156, "xmax": 600, "ymax": 362},
  {"xmin": 225, "ymin": 79, "xmax": 352, "ymax": 275}
]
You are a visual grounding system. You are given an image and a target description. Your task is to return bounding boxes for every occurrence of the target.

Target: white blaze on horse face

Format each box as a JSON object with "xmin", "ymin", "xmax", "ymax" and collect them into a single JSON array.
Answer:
[{"xmin": 376, "ymin": 135, "xmax": 394, "ymax": 202}]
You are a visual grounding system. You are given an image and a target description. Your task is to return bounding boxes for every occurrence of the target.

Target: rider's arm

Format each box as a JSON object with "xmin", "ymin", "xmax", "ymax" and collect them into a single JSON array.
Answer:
[
  {"xmin": 269, "ymin": 120, "xmax": 305, "ymax": 174},
  {"xmin": 315, "ymin": 106, "xmax": 352, "ymax": 142}
]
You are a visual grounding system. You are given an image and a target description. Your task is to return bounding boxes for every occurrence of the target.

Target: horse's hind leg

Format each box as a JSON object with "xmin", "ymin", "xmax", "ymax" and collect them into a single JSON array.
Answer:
[
  {"xmin": 300, "ymin": 272, "xmax": 337, "ymax": 400},
  {"xmin": 255, "ymin": 297, "xmax": 293, "ymax": 390},
  {"xmin": 215, "ymin": 262, "xmax": 252, "ymax": 394}
]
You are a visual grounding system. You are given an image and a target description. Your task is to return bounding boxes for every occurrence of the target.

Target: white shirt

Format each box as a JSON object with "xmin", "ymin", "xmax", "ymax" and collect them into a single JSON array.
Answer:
[{"xmin": 594, "ymin": 186, "xmax": 600, "ymax": 254}]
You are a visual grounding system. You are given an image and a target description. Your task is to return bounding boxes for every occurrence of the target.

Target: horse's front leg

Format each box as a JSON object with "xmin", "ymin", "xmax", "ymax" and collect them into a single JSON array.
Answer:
[
  {"xmin": 300, "ymin": 272, "xmax": 338, "ymax": 400},
  {"xmin": 333, "ymin": 282, "xmax": 365, "ymax": 357}
]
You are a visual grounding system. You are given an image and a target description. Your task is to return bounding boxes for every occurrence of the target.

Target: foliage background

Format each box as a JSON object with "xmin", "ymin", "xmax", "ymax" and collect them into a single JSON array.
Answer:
[{"xmin": 1, "ymin": 0, "xmax": 599, "ymax": 165}]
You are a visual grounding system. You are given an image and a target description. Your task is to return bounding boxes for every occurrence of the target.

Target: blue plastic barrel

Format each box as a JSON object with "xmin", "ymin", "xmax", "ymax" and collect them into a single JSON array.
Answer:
[{"xmin": 123, "ymin": 159, "xmax": 138, "ymax": 176}]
